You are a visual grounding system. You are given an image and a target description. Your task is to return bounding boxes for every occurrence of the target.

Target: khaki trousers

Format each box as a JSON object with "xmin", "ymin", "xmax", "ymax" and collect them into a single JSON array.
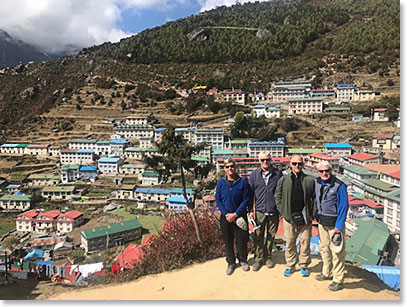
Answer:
[
  {"xmin": 253, "ymin": 212, "xmax": 279, "ymax": 263},
  {"xmin": 318, "ymin": 224, "xmax": 346, "ymax": 284},
  {"xmin": 283, "ymin": 218, "xmax": 312, "ymax": 269}
]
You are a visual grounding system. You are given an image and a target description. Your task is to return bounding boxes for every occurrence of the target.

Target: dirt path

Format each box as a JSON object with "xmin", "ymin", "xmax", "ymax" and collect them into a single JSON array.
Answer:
[{"xmin": 47, "ymin": 252, "xmax": 399, "ymax": 300}]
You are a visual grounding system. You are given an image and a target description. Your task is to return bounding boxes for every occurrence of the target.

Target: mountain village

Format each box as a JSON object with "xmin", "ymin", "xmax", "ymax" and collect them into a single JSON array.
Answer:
[{"xmin": 0, "ymin": 74, "xmax": 400, "ymax": 296}]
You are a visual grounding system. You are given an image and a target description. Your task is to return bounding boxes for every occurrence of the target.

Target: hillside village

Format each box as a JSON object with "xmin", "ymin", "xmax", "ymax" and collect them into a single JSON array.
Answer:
[{"xmin": 0, "ymin": 75, "xmax": 400, "ymax": 295}]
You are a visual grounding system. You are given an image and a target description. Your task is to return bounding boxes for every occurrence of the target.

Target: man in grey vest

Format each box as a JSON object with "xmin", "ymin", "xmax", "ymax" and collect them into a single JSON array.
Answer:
[
  {"xmin": 314, "ymin": 161, "xmax": 349, "ymax": 291},
  {"xmin": 275, "ymin": 155, "xmax": 315, "ymax": 277},
  {"xmin": 248, "ymin": 151, "xmax": 282, "ymax": 271}
]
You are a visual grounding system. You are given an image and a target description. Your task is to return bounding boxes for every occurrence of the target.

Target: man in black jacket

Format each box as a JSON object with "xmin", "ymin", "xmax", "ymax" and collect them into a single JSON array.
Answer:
[{"xmin": 248, "ymin": 151, "xmax": 282, "ymax": 271}]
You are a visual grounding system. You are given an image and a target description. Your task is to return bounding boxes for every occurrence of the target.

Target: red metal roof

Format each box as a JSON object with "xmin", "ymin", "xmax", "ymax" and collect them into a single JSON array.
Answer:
[
  {"xmin": 373, "ymin": 108, "xmax": 386, "ymax": 112},
  {"xmin": 17, "ymin": 209, "xmax": 39, "ymax": 219},
  {"xmin": 37, "ymin": 210, "xmax": 61, "ymax": 219},
  {"xmin": 60, "ymin": 148, "xmax": 77, "ymax": 153},
  {"xmin": 308, "ymin": 153, "xmax": 339, "ymax": 160},
  {"xmin": 32, "ymin": 236, "xmax": 66, "ymax": 247},
  {"xmin": 373, "ymin": 133, "xmax": 393, "ymax": 139},
  {"xmin": 365, "ymin": 163, "xmax": 400, "ymax": 175},
  {"xmin": 58, "ymin": 210, "xmax": 83, "ymax": 221},
  {"xmin": 222, "ymin": 90, "xmax": 245, "ymax": 94},
  {"xmin": 115, "ymin": 243, "xmax": 143, "ymax": 269},
  {"xmin": 348, "ymin": 196, "xmax": 383, "ymax": 209},
  {"xmin": 388, "ymin": 171, "xmax": 400, "ymax": 179},
  {"xmin": 27, "ymin": 144, "xmax": 50, "ymax": 148},
  {"xmin": 347, "ymin": 152, "xmax": 379, "ymax": 161},
  {"xmin": 142, "ymin": 234, "xmax": 157, "ymax": 245}
]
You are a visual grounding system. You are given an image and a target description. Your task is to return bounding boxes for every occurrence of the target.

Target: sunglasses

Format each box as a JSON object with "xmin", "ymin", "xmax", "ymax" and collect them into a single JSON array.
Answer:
[
  {"xmin": 291, "ymin": 162, "xmax": 303, "ymax": 166},
  {"xmin": 260, "ymin": 158, "xmax": 271, "ymax": 162},
  {"xmin": 318, "ymin": 169, "xmax": 331, "ymax": 173},
  {"xmin": 225, "ymin": 165, "xmax": 235, "ymax": 169}
]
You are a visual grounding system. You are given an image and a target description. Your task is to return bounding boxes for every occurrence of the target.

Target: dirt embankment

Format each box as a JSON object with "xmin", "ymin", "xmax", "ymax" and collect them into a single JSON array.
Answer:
[{"xmin": 46, "ymin": 252, "xmax": 399, "ymax": 300}]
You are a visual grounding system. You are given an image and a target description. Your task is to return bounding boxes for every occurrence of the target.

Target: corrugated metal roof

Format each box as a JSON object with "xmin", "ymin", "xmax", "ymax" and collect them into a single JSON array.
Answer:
[
  {"xmin": 98, "ymin": 157, "xmax": 121, "ymax": 163},
  {"xmin": 324, "ymin": 143, "xmax": 352, "ymax": 149},
  {"xmin": 80, "ymin": 219, "xmax": 142, "ymax": 240},
  {"xmin": 345, "ymin": 218, "xmax": 390, "ymax": 265},
  {"xmin": 0, "ymin": 194, "xmax": 31, "ymax": 201}
]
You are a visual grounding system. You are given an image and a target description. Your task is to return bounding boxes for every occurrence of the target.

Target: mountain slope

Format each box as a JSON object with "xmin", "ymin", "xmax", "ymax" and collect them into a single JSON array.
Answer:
[{"xmin": 0, "ymin": 29, "xmax": 54, "ymax": 68}]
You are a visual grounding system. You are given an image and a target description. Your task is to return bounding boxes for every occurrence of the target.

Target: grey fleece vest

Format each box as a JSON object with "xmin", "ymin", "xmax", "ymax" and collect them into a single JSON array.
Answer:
[
  {"xmin": 249, "ymin": 167, "xmax": 281, "ymax": 214},
  {"xmin": 315, "ymin": 176, "xmax": 343, "ymax": 217}
]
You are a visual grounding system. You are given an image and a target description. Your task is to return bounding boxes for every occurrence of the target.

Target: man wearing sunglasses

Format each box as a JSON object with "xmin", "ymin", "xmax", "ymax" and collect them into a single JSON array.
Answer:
[
  {"xmin": 215, "ymin": 158, "xmax": 251, "ymax": 275},
  {"xmin": 248, "ymin": 151, "xmax": 282, "ymax": 271},
  {"xmin": 275, "ymin": 155, "xmax": 315, "ymax": 278},
  {"xmin": 314, "ymin": 161, "xmax": 349, "ymax": 291}
]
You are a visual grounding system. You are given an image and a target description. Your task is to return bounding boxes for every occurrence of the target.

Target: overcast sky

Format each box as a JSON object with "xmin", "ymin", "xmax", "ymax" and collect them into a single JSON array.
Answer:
[{"xmin": 0, "ymin": 0, "xmax": 270, "ymax": 54}]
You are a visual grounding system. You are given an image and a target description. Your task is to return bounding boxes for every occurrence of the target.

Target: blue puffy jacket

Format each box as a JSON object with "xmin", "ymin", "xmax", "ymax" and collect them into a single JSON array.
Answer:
[{"xmin": 215, "ymin": 176, "xmax": 251, "ymax": 217}]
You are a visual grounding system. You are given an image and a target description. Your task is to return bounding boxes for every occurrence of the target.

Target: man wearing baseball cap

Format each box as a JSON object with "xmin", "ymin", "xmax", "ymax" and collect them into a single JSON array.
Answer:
[{"xmin": 314, "ymin": 161, "xmax": 349, "ymax": 291}]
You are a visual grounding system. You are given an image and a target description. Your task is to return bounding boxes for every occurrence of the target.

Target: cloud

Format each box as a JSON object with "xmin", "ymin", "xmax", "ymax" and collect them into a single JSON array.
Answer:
[{"xmin": 198, "ymin": 0, "xmax": 271, "ymax": 12}]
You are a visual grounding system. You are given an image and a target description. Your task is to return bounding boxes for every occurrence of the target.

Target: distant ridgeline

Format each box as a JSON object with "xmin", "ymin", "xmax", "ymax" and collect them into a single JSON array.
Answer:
[{"xmin": 81, "ymin": 0, "xmax": 399, "ymax": 64}]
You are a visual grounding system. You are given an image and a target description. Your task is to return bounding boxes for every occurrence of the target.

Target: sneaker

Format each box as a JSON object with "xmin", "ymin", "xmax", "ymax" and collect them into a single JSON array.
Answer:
[
  {"xmin": 252, "ymin": 261, "xmax": 262, "ymax": 271},
  {"xmin": 240, "ymin": 262, "xmax": 250, "ymax": 272},
  {"xmin": 300, "ymin": 267, "xmax": 309, "ymax": 277},
  {"xmin": 315, "ymin": 274, "xmax": 333, "ymax": 281},
  {"xmin": 284, "ymin": 268, "xmax": 294, "ymax": 277},
  {"xmin": 226, "ymin": 264, "xmax": 235, "ymax": 275},
  {"xmin": 328, "ymin": 282, "xmax": 343, "ymax": 291},
  {"xmin": 265, "ymin": 259, "xmax": 275, "ymax": 269}
]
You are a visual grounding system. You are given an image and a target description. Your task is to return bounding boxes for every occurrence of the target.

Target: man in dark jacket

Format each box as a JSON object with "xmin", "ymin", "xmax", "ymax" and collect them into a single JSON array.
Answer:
[
  {"xmin": 215, "ymin": 158, "xmax": 251, "ymax": 275},
  {"xmin": 275, "ymin": 155, "xmax": 315, "ymax": 278},
  {"xmin": 314, "ymin": 161, "xmax": 349, "ymax": 291},
  {"xmin": 248, "ymin": 151, "xmax": 282, "ymax": 271}
]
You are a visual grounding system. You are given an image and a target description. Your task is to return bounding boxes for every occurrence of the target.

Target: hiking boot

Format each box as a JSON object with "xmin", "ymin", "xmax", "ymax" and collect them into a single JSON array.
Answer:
[
  {"xmin": 252, "ymin": 261, "xmax": 262, "ymax": 271},
  {"xmin": 328, "ymin": 282, "xmax": 343, "ymax": 291},
  {"xmin": 300, "ymin": 267, "xmax": 309, "ymax": 277},
  {"xmin": 226, "ymin": 264, "xmax": 235, "ymax": 275},
  {"xmin": 284, "ymin": 268, "xmax": 294, "ymax": 277},
  {"xmin": 265, "ymin": 259, "xmax": 275, "ymax": 269},
  {"xmin": 315, "ymin": 274, "xmax": 333, "ymax": 281},
  {"xmin": 240, "ymin": 262, "xmax": 250, "ymax": 272}
]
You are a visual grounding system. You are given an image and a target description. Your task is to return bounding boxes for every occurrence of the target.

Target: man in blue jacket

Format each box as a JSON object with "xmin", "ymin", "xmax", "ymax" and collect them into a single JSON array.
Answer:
[
  {"xmin": 215, "ymin": 158, "xmax": 251, "ymax": 275},
  {"xmin": 314, "ymin": 161, "xmax": 349, "ymax": 291},
  {"xmin": 248, "ymin": 151, "xmax": 282, "ymax": 271}
]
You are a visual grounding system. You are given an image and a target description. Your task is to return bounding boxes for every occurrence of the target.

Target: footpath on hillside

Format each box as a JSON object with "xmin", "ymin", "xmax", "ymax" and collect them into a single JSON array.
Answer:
[{"xmin": 43, "ymin": 251, "xmax": 399, "ymax": 300}]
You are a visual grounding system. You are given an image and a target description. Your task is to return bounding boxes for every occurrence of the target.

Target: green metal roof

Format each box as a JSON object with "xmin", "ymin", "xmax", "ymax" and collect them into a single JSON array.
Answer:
[
  {"xmin": 80, "ymin": 219, "xmax": 142, "ymax": 240},
  {"xmin": 345, "ymin": 218, "xmax": 390, "ymax": 265},
  {"xmin": 191, "ymin": 156, "xmax": 210, "ymax": 162},
  {"xmin": 344, "ymin": 165, "xmax": 377, "ymax": 176},
  {"xmin": 69, "ymin": 139, "xmax": 97, "ymax": 143},
  {"xmin": 0, "ymin": 194, "xmax": 31, "ymax": 201},
  {"xmin": 96, "ymin": 141, "xmax": 110, "ymax": 144},
  {"xmin": 324, "ymin": 107, "xmax": 351, "ymax": 111},
  {"xmin": 212, "ymin": 150, "xmax": 234, "ymax": 155},
  {"xmin": 364, "ymin": 179, "xmax": 397, "ymax": 192},
  {"xmin": 288, "ymin": 148, "xmax": 325, "ymax": 154},
  {"xmin": 125, "ymin": 147, "xmax": 157, "ymax": 152},
  {"xmin": 142, "ymin": 170, "xmax": 159, "ymax": 177},
  {"xmin": 16, "ymin": 144, "xmax": 29, "ymax": 147},
  {"xmin": 384, "ymin": 188, "xmax": 400, "ymax": 203},
  {"xmin": 42, "ymin": 185, "xmax": 76, "ymax": 192},
  {"xmin": 29, "ymin": 174, "xmax": 59, "ymax": 180},
  {"xmin": 61, "ymin": 164, "xmax": 80, "ymax": 171},
  {"xmin": 230, "ymin": 139, "xmax": 251, "ymax": 144}
]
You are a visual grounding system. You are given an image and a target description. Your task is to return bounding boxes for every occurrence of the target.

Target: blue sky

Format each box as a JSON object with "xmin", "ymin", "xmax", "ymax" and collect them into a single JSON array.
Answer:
[{"xmin": 0, "ymin": 0, "xmax": 270, "ymax": 53}]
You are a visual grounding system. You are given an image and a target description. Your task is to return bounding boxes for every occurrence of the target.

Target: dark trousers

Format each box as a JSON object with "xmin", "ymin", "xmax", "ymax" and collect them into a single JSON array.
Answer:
[
  {"xmin": 253, "ymin": 212, "xmax": 279, "ymax": 263},
  {"xmin": 219, "ymin": 215, "xmax": 249, "ymax": 265}
]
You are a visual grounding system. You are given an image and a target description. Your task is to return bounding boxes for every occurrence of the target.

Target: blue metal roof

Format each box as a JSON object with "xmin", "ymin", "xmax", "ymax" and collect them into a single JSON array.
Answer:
[
  {"xmin": 98, "ymin": 157, "xmax": 121, "ymax": 163},
  {"xmin": 110, "ymin": 139, "xmax": 130, "ymax": 144},
  {"xmin": 324, "ymin": 143, "xmax": 352, "ymax": 149},
  {"xmin": 167, "ymin": 195, "xmax": 191, "ymax": 203},
  {"xmin": 337, "ymin": 83, "xmax": 355, "ymax": 88},
  {"xmin": 154, "ymin": 128, "xmax": 166, "ymax": 132},
  {"xmin": 6, "ymin": 184, "xmax": 20, "ymax": 189},
  {"xmin": 253, "ymin": 105, "xmax": 267, "ymax": 109},
  {"xmin": 135, "ymin": 188, "xmax": 170, "ymax": 194},
  {"xmin": 1, "ymin": 144, "xmax": 18, "ymax": 147},
  {"xmin": 77, "ymin": 149, "xmax": 94, "ymax": 153},
  {"xmin": 249, "ymin": 139, "xmax": 285, "ymax": 146},
  {"xmin": 80, "ymin": 166, "xmax": 98, "ymax": 171}
]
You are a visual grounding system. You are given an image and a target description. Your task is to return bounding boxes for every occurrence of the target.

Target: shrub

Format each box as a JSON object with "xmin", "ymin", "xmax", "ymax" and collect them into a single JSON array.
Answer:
[{"xmin": 122, "ymin": 210, "xmax": 224, "ymax": 281}]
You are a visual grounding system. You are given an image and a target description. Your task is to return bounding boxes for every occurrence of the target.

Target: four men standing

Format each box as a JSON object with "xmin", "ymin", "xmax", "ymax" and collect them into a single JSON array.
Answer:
[{"xmin": 215, "ymin": 153, "xmax": 349, "ymax": 292}]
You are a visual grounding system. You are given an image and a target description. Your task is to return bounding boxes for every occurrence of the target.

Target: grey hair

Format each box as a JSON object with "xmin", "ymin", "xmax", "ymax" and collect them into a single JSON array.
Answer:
[
  {"xmin": 316, "ymin": 161, "xmax": 332, "ymax": 170},
  {"xmin": 259, "ymin": 151, "xmax": 271, "ymax": 158},
  {"xmin": 224, "ymin": 158, "xmax": 236, "ymax": 166}
]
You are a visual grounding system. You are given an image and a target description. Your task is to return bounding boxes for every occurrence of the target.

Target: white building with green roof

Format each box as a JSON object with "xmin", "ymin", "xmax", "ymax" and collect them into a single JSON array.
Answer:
[
  {"xmin": 60, "ymin": 164, "xmax": 80, "ymax": 183},
  {"xmin": 27, "ymin": 173, "xmax": 60, "ymax": 187},
  {"xmin": 142, "ymin": 170, "xmax": 161, "ymax": 186},
  {"xmin": 80, "ymin": 219, "xmax": 142, "ymax": 253},
  {"xmin": 0, "ymin": 194, "xmax": 31, "ymax": 211},
  {"xmin": 41, "ymin": 185, "xmax": 78, "ymax": 201}
]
